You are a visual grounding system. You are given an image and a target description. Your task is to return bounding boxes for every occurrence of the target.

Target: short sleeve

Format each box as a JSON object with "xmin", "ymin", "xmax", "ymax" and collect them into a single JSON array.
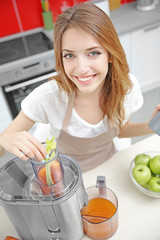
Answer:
[
  {"xmin": 123, "ymin": 73, "xmax": 144, "ymax": 123},
  {"xmin": 21, "ymin": 82, "xmax": 52, "ymax": 123},
  {"xmin": 21, "ymin": 80, "xmax": 68, "ymax": 138}
]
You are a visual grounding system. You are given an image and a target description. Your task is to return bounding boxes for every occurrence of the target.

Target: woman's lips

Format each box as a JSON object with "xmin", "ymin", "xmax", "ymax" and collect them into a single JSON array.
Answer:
[{"xmin": 76, "ymin": 74, "xmax": 96, "ymax": 84}]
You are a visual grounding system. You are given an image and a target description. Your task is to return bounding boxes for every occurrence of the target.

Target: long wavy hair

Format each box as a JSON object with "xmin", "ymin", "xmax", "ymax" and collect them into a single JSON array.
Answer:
[{"xmin": 53, "ymin": 2, "xmax": 132, "ymax": 128}]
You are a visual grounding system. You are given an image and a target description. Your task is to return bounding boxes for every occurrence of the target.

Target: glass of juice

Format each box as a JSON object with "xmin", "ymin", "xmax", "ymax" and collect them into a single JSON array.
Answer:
[
  {"xmin": 30, "ymin": 143, "xmax": 64, "ymax": 197},
  {"xmin": 81, "ymin": 176, "xmax": 118, "ymax": 239}
]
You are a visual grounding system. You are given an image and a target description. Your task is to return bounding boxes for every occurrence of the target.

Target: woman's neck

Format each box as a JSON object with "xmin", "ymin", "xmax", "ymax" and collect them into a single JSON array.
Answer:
[{"xmin": 74, "ymin": 88, "xmax": 103, "ymax": 124}]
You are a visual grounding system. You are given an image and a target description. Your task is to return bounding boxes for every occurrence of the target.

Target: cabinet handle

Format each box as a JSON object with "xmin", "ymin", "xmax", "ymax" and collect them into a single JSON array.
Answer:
[{"xmin": 144, "ymin": 23, "xmax": 160, "ymax": 32}]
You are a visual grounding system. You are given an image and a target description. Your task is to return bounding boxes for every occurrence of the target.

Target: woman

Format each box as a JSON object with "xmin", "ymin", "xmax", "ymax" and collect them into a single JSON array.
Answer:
[{"xmin": 0, "ymin": 2, "xmax": 159, "ymax": 171}]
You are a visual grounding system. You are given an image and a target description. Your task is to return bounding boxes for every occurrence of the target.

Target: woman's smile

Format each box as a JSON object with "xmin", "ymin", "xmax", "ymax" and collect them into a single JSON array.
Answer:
[{"xmin": 75, "ymin": 74, "xmax": 97, "ymax": 84}]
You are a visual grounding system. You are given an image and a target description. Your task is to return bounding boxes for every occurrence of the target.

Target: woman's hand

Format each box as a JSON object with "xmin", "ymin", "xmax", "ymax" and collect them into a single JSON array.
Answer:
[
  {"xmin": 0, "ymin": 110, "xmax": 48, "ymax": 161},
  {"xmin": 148, "ymin": 104, "xmax": 160, "ymax": 124},
  {"xmin": 119, "ymin": 104, "xmax": 160, "ymax": 138},
  {"xmin": 0, "ymin": 131, "xmax": 48, "ymax": 161}
]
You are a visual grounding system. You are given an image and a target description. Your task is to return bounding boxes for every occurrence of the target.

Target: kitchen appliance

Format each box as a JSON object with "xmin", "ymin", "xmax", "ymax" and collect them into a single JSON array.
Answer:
[
  {"xmin": 0, "ymin": 154, "xmax": 87, "ymax": 240},
  {"xmin": 148, "ymin": 111, "xmax": 160, "ymax": 135},
  {"xmin": 0, "ymin": 28, "xmax": 56, "ymax": 120},
  {"xmin": 136, "ymin": 0, "xmax": 159, "ymax": 11}
]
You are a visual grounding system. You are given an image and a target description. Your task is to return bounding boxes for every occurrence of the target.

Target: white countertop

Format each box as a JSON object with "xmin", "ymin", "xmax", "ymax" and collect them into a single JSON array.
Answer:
[{"xmin": 1, "ymin": 134, "xmax": 160, "ymax": 239}]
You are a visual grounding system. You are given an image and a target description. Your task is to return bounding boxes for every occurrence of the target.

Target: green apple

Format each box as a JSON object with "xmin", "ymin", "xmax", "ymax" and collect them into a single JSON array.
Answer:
[
  {"xmin": 149, "ymin": 155, "xmax": 160, "ymax": 175},
  {"xmin": 134, "ymin": 153, "xmax": 151, "ymax": 166},
  {"xmin": 132, "ymin": 164, "xmax": 151, "ymax": 185},
  {"xmin": 141, "ymin": 182, "xmax": 149, "ymax": 189},
  {"xmin": 148, "ymin": 177, "xmax": 160, "ymax": 192}
]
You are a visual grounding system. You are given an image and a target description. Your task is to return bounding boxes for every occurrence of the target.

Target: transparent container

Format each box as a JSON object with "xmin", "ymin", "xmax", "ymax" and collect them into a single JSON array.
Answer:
[
  {"xmin": 130, "ymin": 151, "xmax": 160, "ymax": 198},
  {"xmin": 81, "ymin": 176, "xmax": 118, "ymax": 240},
  {"xmin": 30, "ymin": 144, "xmax": 64, "ymax": 197}
]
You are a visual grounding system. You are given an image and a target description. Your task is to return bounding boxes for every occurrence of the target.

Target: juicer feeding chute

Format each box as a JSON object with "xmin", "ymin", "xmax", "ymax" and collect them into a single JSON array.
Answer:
[{"xmin": 0, "ymin": 154, "xmax": 87, "ymax": 240}]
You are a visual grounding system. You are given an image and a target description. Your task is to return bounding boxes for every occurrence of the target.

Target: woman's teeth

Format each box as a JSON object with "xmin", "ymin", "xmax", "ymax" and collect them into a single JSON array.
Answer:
[{"xmin": 78, "ymin": 76, "xmax": 94, "ymax": 82}]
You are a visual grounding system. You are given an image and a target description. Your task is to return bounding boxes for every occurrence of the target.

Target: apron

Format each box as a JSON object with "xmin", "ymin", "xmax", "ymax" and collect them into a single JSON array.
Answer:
[{"xmin": 57, "ymin": 92, "xmax": 118, "ymax": 172}]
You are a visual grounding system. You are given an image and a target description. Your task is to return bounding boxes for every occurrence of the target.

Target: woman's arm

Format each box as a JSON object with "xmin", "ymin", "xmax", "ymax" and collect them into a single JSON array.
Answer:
[
  {"xmin": 119, "ymin": 105, "xmax": 160, "ymax": 138},
  {"xmin": 0, "ymin": 110, "xmax": 48, "ymax": 161},
  {"xmin": 118, "ymin": 119, "xmax": 153, "ymax": 138}
]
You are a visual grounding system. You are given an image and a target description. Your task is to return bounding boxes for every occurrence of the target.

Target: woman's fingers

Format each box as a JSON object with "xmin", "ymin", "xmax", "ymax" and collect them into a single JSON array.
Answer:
[
  {"xmin": 26, "ymin": 133, "xmax": 48, "ymax": 161},
  {"xmin": 1, "ymin": 131, "xmax": 48, "ymax": 161},
  {"xmin": 150, "ymin": 104, "xmax": 160, "ymax": 121},
  {"xmin": 14, "ymin": 148, "xmax": 29, "ymax": 161}
]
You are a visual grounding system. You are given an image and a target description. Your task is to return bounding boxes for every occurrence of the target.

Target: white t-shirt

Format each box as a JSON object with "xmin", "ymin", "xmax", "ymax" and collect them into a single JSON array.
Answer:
[{"xmin": 21, "ymin": 73, "xmax": 143, "ymax": 147}]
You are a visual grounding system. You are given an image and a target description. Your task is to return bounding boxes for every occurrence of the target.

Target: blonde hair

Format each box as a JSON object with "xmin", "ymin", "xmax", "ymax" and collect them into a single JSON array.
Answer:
[{"xmin": 53, "ymin": 2, "xmax": 132, "ymax": 128}]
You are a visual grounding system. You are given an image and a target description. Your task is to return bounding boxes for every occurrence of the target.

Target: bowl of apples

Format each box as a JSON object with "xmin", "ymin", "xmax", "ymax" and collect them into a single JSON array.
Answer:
[{"xmin": 130, "ymin": 151, "xmax": 160, "ymax": 198}]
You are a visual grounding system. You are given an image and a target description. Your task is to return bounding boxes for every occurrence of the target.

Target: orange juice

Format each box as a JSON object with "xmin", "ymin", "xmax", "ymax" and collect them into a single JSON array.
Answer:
[{"xmin": 81, "ymin": 197, "xmax": 118, "ymax": 239}]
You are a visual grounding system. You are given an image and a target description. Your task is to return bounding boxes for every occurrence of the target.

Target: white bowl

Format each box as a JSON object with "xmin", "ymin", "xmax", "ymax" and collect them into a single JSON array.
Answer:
[{"xmin": 129, "ymin": 151, "xmax": 160, "ymax": 198}]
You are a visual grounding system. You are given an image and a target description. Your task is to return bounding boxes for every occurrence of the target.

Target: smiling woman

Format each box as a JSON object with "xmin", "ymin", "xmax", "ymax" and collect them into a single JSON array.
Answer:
[
  {"xmin": 54, "ymin": 3, "xmax": 132, "ymax": 129},
  {"xmin": 0, "ymin": 2, "xmax": 159, "ymax": 172}
]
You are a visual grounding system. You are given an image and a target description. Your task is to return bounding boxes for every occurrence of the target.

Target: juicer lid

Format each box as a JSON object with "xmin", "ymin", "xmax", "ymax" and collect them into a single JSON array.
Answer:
[{"xmin": 0, "ymin": 155, "xmax": 81, "ymax": 203}]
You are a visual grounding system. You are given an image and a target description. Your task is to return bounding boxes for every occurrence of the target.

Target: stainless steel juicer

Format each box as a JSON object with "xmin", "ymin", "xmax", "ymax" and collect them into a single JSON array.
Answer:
[{"xmin": 0, "ymin": 154, "xmax": 87, "ymax": 240}]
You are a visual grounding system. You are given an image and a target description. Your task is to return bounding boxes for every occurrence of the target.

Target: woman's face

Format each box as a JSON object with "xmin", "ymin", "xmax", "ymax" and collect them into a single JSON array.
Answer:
[{"xmin": 61, "ymin": 27, "xmax": 110, "ymax": 96}]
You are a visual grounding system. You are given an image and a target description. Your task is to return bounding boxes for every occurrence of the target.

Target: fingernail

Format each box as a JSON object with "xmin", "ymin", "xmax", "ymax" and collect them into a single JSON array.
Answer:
[{"xmin": 45, "ymin": 154, "xmax": 49, "ymax": 159}]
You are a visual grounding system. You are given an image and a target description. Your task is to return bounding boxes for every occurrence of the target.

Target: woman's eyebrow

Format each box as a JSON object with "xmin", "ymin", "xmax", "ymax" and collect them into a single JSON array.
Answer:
[
  {"xmin": 86, "ymin": 46, "xmax": 103, "ymax": 51},
  {"xmin": 62, "ymin": 46, "xmax": 103, "ymax": 52},
  {"xmin": 62, "ymin": 49, "xmax": 74, "ymax": 52}
]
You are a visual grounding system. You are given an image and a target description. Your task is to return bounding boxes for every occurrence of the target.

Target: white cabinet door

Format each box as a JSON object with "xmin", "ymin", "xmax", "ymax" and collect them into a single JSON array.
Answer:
[
  {"xmin": 130, "ymin": 23, "xmax": 160, "ymax": 92},
  {"xmin": 119, "ymin": 33, "xmax": 132, "ymax": 70}
]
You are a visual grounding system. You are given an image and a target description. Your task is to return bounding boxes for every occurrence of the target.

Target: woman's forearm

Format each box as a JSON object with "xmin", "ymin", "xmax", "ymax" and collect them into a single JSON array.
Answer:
[{"xmin": 118, "ymin": 120, "xmax": 153, "ymax": 138}]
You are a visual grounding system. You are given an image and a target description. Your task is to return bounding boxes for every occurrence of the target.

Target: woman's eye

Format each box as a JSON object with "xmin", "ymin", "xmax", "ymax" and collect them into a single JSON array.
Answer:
[
  {"xmin": 89, "ymin": 51, "xmax": 101, "ymax": 56},
  {"xmin": 63, "ymin": 53, "xmax": 74, "ymax": 59}
]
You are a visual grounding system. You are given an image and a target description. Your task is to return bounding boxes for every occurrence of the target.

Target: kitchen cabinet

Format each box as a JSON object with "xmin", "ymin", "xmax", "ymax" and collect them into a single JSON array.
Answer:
[
  {"xmin": 119, "ymin": 33, "xmax": 132, "ymax": 70},
  {"xmin": 130, "ymin": 22, "xmax": 160, "ymax": 92},
  {"xmin": 119, "ymin": 22, "xmax": 160, "ymax": 93},
  {"xmin": 0, "ymin": 0, "xmax": 20, "ymax": 37}
]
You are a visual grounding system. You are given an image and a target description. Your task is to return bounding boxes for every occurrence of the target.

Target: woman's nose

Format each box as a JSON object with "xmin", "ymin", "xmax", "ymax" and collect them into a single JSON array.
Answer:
[{"xmin": 76, "ymin": 56, "xmax": 89, "ymax": 74}]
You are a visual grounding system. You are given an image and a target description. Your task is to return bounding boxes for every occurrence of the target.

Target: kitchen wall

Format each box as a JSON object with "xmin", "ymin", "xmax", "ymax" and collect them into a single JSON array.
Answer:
[{"xmin": 0, "ymin": 0, "xmax": 136, "ymax": 38}]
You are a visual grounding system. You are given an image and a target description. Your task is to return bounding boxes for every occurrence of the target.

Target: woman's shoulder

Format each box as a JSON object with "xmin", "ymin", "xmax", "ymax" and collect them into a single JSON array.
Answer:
[
  {"xmin": 128, "ymin": 73, "xmax": 141, "ymax": 89},
  {"xmin": 21, "ymin": 79, "xmax": 68, "ymax": 125},
  {"xmin": 25, "ymin": 79, "xmax": 68, "ymax": 103},
  {"xmin": 124, "ymin": 73, "xmax": 144, "ymax": 117},
  {"xmin": 33, "ymin": 79, "xmax": 61, "ymax": 94}
]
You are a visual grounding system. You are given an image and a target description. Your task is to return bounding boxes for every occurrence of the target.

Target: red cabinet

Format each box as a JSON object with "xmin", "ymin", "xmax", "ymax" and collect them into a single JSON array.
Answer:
[
  {"xmin": 121, "ymin": 0, "xmax": 136, "ymax": 4},
  {"xmin": 0, "ymin": 0, "xmax": 20, "ymax": 37},
  {"xmin": 16, "ymin": 0, "xmax": 43, "ymax": 31},
  {"xmin": 0, "ymin": 0, "xmax": 43, "ymax": 38}
]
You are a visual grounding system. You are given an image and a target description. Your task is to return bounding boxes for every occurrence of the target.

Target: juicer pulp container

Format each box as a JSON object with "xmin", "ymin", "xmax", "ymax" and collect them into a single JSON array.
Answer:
[{"xmin": 0, "ymin": 154, "xmax": 87, "ymax": 240}]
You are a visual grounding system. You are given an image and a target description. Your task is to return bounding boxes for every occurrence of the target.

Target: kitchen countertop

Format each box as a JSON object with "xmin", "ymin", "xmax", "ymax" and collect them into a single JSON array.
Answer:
[
  {"xmin": 110, "ymin": 1, "xmax": 160, "ymax": 35},
  {"xmin": 1, "ymin": 134, "xmax": 160, "ymax": 239}
]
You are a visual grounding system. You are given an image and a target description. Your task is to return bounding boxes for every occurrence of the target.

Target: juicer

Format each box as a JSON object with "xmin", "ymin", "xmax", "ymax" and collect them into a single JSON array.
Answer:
[{"xmin": 0, "ymin": 154, "xmax": 87, "ymax": 240}]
